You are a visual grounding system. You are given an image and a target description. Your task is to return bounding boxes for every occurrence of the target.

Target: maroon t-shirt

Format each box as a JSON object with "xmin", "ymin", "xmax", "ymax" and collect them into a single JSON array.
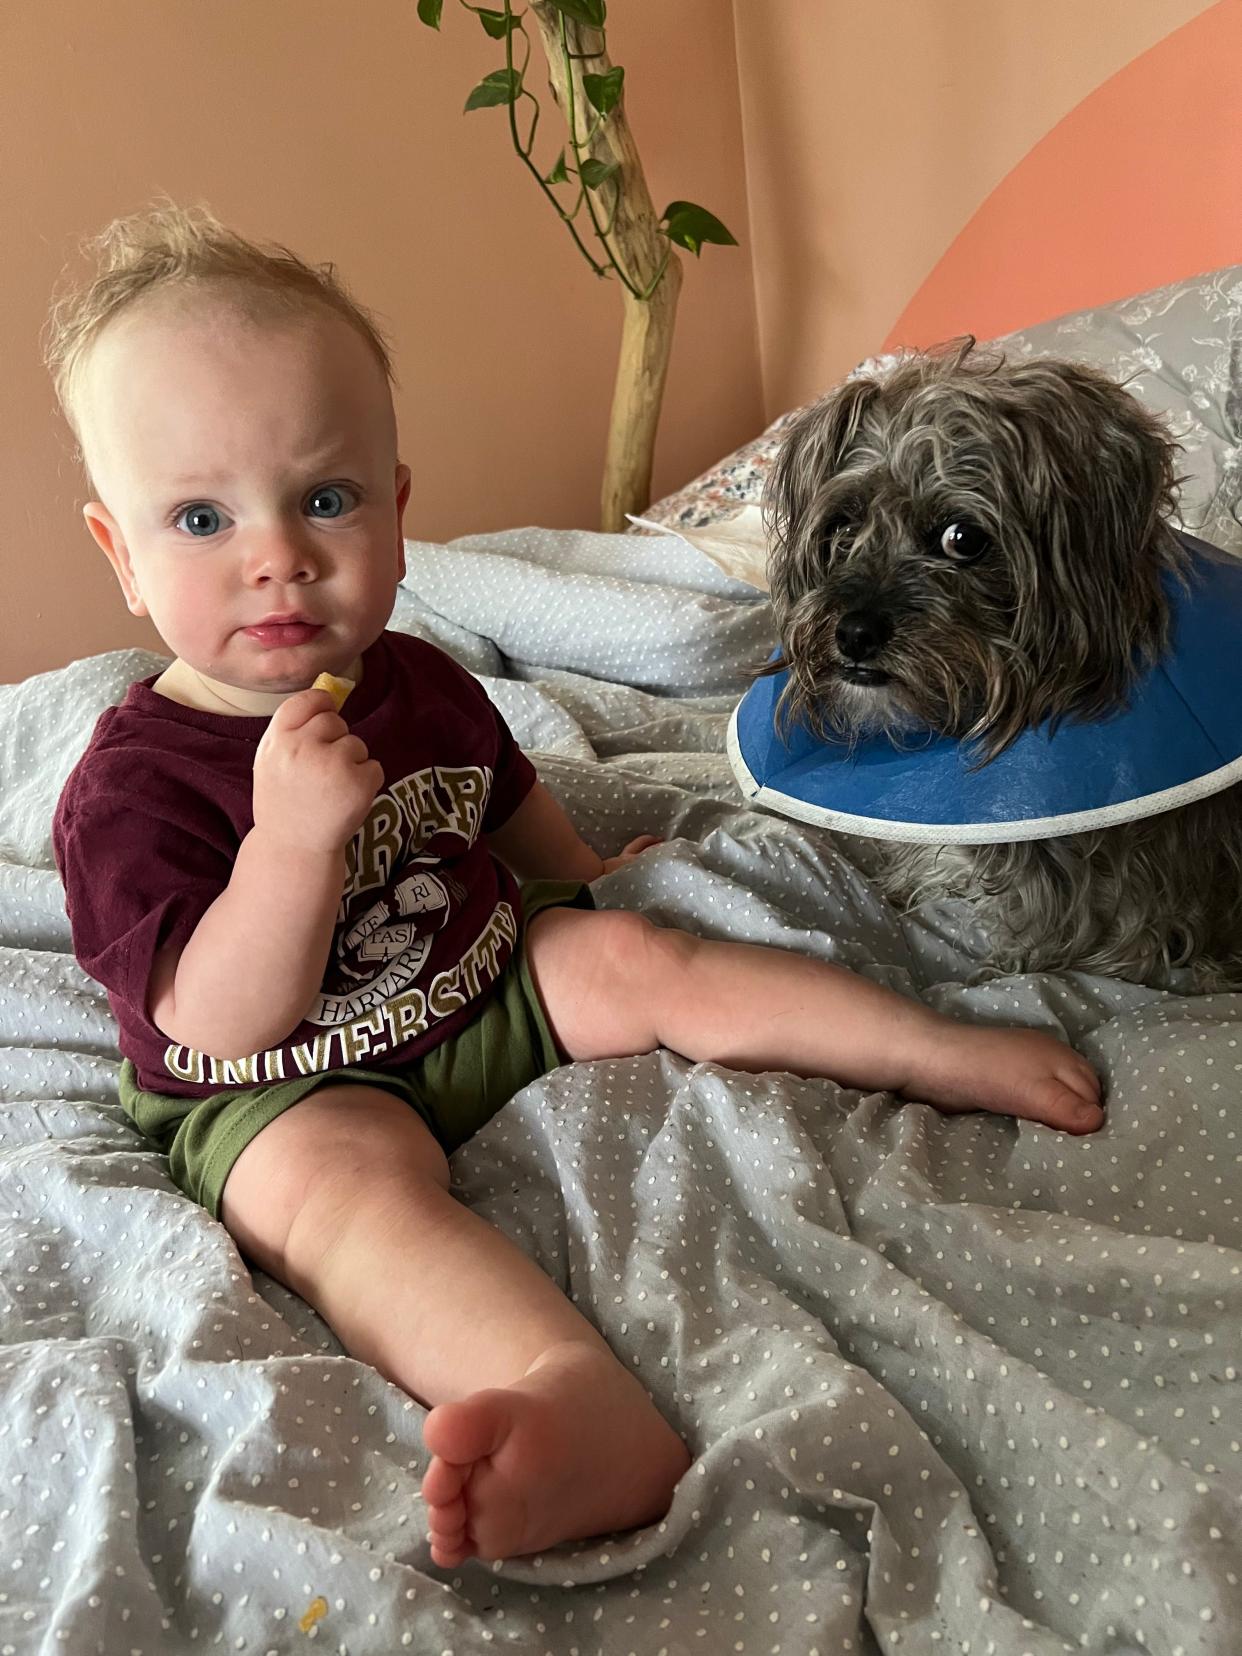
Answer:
[{"xmin": 52, "ymin": 630, "xmax": 537, "ymax": 1098}]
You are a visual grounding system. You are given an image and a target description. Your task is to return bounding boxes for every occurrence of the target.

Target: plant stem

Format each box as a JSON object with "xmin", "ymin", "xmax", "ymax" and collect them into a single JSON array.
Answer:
[
  {"xmin": 503, "ymin": 3, "xmax": 607, "ymax": 275},
  {"xmin": 558, "ymin": 13, "xmax": 644, "ymax": 298},
  {"xmin": 638, "ymin": 246, "xmax": 671, "ymax": 302}
]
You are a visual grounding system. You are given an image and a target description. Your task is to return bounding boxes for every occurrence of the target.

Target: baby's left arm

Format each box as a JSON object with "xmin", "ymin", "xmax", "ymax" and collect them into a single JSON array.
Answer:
[{"xmin": 487, "ymin": 781, "xmax": 660, "ymax": 881}]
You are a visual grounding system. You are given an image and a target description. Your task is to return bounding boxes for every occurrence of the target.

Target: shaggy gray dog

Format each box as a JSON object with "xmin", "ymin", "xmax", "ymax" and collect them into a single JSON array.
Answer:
[{"xmin": 760, "ymin": 338, "xmax": 1242, "ymax": 988}]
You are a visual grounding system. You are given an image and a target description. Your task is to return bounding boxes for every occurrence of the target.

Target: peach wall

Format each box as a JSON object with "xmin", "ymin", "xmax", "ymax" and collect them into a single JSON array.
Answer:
[
  {"xmin": 732, "ymin": 0, "xmax": 1232, "ymax": 421},
  {"xmin": 884, "ymin": 0, "xmax": 1242, "ymax": 352},
  {"xmin": 2, "ymin": 1, "xmax": 760, "ymax": 682}
]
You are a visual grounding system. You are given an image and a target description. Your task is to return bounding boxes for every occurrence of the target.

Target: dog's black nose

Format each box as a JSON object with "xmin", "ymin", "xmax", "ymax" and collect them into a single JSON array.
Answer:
[{"xmin": 836, "ymin": 610, "xmax": 893, "ymax": 661}]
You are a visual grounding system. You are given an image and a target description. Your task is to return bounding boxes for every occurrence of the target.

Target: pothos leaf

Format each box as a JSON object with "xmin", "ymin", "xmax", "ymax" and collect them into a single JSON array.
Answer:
[
  {"xmin": 580, "ymin": 157, "xmax": 619, "ymax": 190},
  {"xmin": 464, "ymin": 67, "xmax": 523, "ymax": 111},
  {"xmin": 542, "ymin": 0, "xmax": 606, "ymax": 28},
  {"xmin": 416, "ymin": 0, "xmax": 443, "ymax": 26},
  {"xmin": 583, "ymin": 65, "xmax": 624, "ymax": 116},
  {"xmin": 660, "ymin": 199, "xmax": 738, "ymax": 257},
  {"xmin": 474, "ymin": 6, "xmax": 521, "ymax": 38},
  {"xmin": 545, "ymin": 149, "xmax": 570, "ymax": 185}
]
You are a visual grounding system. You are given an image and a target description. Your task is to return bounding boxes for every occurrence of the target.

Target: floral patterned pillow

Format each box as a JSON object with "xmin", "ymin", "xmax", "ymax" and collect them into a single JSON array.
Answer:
[{"xmin": 637, "ymin": 264, "xmax": 1242, "ymax": 553}]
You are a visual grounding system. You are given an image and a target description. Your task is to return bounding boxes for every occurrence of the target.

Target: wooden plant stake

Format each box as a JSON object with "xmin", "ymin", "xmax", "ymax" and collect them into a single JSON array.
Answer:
[{"xmin": 418, "ymin": 0, "xmax": 736, "ymax": 530}]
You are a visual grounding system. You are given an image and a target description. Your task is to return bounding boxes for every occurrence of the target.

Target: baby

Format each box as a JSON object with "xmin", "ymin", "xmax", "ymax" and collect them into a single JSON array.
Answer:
[{"xmin": 48, "ymin": 204, "xmax": 1104, "ymax": 1570}]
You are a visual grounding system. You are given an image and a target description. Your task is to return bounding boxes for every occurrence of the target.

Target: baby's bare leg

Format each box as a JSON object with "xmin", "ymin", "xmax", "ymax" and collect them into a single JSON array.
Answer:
[
  {"xmin": 220, "ymin": 1085, "xmax": 689, "ymax": 1565},
  {"xmin": 524, "ymin": 909, "xmax": 1104, "ymax": 1133}
]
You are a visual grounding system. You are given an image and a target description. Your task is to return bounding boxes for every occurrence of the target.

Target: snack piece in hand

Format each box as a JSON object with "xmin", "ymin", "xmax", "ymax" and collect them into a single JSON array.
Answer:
[{"xmin": 312, "ymin": 672, "xmax": 356, "ymax": 712}]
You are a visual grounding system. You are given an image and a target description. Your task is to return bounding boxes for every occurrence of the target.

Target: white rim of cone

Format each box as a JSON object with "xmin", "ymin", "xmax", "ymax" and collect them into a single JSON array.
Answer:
[{"xmin": 726, "ymin": 704, "xmax": 1242, "ymax": 845}]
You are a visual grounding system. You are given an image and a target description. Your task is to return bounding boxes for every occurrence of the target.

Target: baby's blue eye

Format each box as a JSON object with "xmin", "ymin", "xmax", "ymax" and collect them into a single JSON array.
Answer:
[
  {"xmin": 176, "ymin": 504, "xmax": 223, "ymax": 537},
  {"xmin": 307, "ymin": 485, "xmax": 355, "ymax": 518}
]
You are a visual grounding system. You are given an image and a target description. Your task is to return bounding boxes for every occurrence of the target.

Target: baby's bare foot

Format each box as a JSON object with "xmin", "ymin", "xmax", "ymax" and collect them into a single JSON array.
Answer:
[
  {"xmin": 419, "ymin": 1340, "xmax": 690, "ymax": 1567},
  {"xmin": 901, "ymin": 1019, "xmax": 1104, "ymax": 1134}
]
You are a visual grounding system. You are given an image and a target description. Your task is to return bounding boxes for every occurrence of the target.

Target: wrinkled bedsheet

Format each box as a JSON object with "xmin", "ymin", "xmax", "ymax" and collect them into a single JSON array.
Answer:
[{"xmin": 1, "ymin": 524, "xmax": 1239, "ymax": 1656}]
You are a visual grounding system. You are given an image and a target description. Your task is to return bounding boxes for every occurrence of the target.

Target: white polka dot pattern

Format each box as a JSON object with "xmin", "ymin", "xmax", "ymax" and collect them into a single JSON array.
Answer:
[{"xmin": 0, "ymin": 530, "xmax": 1239, "ymax": 1653}]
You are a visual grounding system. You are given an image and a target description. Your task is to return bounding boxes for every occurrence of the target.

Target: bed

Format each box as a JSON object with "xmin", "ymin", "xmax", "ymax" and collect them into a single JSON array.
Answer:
[{"xmin": 2, "ymin": 265, "xmax": 1241, "ymax": 1655}]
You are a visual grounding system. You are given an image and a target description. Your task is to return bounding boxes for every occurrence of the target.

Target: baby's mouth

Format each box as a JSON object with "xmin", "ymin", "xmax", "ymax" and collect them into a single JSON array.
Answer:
[{"xmin": 244, "ymin": 620, "xmax": 325, "ymax": 649}]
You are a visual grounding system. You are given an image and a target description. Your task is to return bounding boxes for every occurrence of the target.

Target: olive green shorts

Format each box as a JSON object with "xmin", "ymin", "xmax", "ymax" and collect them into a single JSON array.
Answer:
[{"xmin": 118, "ymin": 878, "xmax": 594, "ymax": 1219}]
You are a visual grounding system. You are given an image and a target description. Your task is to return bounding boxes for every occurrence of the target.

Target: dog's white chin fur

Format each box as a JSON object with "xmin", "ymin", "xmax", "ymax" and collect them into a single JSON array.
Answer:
[{"xmin": 830, "ymin": 679, "xmax": 930, "ymax": 743}]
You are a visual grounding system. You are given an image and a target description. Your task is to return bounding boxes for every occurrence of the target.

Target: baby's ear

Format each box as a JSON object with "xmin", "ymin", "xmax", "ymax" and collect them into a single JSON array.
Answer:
[
  {"xmin": 394, "ymin": 463, "xmax": 412, "ymax": 582},
  {"xmin": 83, "ymin": 502, "xmax": 147, "ymax": 618}
]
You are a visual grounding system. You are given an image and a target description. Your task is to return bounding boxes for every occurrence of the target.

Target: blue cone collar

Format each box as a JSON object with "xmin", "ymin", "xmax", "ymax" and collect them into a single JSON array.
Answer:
[{"xmin": 728, "ymin": 532, "xmax": 1242, "ymax": 844}]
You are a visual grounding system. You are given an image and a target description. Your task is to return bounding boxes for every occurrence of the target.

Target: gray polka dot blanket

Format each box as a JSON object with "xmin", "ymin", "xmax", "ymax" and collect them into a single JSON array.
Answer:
[{"xmin": 1, "ymin": 523, "xmax": 1238, "ymax": 1653}]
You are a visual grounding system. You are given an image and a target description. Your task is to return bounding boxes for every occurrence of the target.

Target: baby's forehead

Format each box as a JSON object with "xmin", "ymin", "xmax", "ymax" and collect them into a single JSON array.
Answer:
[
  {"xmin": 92, "ymin": 287, "xmax": 352, "ymax": 375},
  {"xmin": 77, "ymin": 289, "xmax": 394, "ymax": 462}
]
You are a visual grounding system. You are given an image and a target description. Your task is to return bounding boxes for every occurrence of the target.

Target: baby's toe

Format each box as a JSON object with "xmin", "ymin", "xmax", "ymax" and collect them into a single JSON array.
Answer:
[
  {"xmin": 1061, "ymin": 1055, "xmax": 1103, "ymax": 1106},
  {"xmin": 1081, "ymin": 1057, "xmax": 1103, "ymax": 1094},
  {"xmin": 428, "ymin": 1492, "xmax": 469, "ymax": 1537},
  {"xmin": 421, "ymin": 1455, "xmax": 469, "ymax": 1508},
  {"xmin": 424, "ymin": 1393, "xmax": 509, "ymax": 1467},
  {"xmin": 427, "ymin": 1489, "xmax": 473, "ymax": 1567},
  {"xmin": 1043, "ymin": 1079, "xmax": 1105, "ymax": 1134},
  {"xmin": 429, "ymin": 1533, "xmax": 474, "ymax": 1568}
]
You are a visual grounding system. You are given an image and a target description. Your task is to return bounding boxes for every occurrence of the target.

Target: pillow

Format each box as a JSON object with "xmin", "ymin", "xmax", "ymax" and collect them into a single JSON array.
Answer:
[
  {"xmin": 638, "ymin": 264, "xmax": 1242, "ymax": 553},
  {"xmin": 0, "ymin": 648, "xmax": 170, "ymax": 870}
]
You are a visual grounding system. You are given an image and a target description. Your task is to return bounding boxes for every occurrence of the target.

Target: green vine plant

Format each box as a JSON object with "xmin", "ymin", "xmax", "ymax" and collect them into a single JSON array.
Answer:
[{"xmin": 417, "ymin": 0, "xmax": 738, "ymax": 530}]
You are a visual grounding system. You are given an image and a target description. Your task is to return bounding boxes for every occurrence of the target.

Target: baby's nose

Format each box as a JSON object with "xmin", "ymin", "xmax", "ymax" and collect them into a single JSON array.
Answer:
[{"xmin": 249, "ymin": 526, "xmax": 317, "ymax": 578}]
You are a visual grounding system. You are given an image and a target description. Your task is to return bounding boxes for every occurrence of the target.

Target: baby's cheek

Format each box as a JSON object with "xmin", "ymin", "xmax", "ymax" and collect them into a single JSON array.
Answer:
[{"xmin": 157, "ymin": 570, "xmax": 238, "ymax": 660}]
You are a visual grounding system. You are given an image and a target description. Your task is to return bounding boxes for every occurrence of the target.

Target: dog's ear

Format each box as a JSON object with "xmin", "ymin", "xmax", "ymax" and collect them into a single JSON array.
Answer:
[
  {"xmin": 1012, "ymin": 358, "xmax": 1182, "ymax": 565},
  {"xmin": 1004, "ymin": 357, "xmax": 1188, "ymax": 715},
  {"xmin": 763, "ymin": 375, "xmax": 884, "ymax": 560}
]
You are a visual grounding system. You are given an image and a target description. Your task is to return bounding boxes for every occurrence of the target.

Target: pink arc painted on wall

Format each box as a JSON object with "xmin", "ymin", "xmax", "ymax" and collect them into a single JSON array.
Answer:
[{"xmin": 884, "ymin": 0, "xmax": 1242, "ymax": 353}]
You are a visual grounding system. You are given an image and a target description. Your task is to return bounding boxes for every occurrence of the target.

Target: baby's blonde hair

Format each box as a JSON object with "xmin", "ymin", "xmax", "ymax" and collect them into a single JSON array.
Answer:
[{"xmin": 43, "ymin": 198, "xmax": 397, "ymax": 456}]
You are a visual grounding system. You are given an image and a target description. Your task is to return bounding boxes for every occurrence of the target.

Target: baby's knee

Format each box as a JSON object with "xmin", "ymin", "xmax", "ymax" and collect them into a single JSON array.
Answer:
[
  {"xmin": 600, "ymin": 908, "xmax": 656, "ymax": 965},
  {"xmin": 222, "ymin": 1085, "xmax": 450, "ymax": 1287},
  {"xmin": 594, "ymin": 910, "xmax": 698, "ymax": 992},
  {"xmin": 524, "ymin": 906, "xmax": 701, "ymax": 1062}
]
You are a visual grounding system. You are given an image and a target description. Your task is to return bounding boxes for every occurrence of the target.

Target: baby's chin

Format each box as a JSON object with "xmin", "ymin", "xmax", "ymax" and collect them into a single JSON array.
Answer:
[{"xmin": 156, "ymin": 658, "xmax": 318, "ymax": 716}]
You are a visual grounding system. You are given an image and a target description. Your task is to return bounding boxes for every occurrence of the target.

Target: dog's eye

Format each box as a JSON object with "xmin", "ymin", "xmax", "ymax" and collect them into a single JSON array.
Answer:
[
  {"xmin": 821, "ymin": 520, "xmax": 855, "ymax": 553},
  {"xmin": 934, "ymin": 522, "xmax": 990, "ymax": 564}
]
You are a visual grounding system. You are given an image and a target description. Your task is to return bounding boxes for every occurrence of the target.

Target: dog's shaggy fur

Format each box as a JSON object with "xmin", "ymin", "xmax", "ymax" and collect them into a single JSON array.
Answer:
[{"xmin": 759, "ymin": 338, "xmax": 1242, "ymax": 988}]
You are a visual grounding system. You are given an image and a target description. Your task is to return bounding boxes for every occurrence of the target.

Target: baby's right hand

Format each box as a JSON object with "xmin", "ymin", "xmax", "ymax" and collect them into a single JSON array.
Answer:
[{"xmin": 252, "ymin": 687, "xmax": 384, "ymax": 853}]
